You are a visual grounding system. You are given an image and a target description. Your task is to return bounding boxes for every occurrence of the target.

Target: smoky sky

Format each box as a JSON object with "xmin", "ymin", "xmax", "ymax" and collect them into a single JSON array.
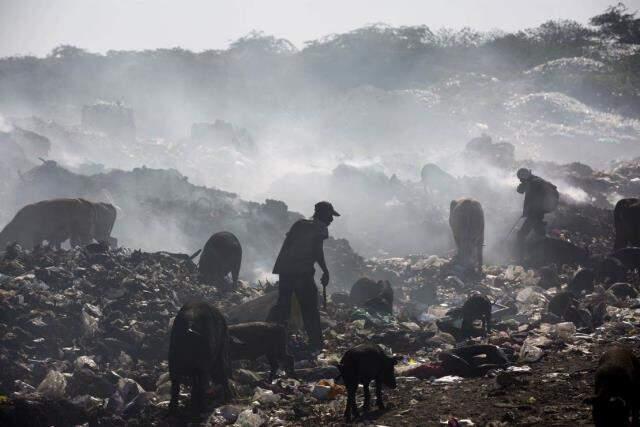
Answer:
[{"xmin": 0, "ymin": 0, "xmax": 637, "ymax": 57}]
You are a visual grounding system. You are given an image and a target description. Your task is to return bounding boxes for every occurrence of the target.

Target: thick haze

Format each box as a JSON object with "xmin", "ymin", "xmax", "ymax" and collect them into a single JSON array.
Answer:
[
  {"xmin": 0, "ymin": 0, "xmax": 632, "ymax": 57},
  {"xmin": 1, "ymin": 0, "xmax": 640, "ymax": 276}
]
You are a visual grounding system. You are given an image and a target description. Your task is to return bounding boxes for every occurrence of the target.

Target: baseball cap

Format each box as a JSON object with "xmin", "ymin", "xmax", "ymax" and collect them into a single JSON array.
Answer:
[{"xmin": 314, "ymin": 201, "xmax": 340, "ymax": 217}]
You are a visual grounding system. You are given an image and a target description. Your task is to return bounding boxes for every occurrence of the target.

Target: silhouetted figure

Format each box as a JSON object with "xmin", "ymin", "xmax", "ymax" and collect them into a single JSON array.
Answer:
[
  {"xmin": 614, "ymin": 198, "xmax": 640, "ymax": 250},
  {"xmin": 515, "ymin": 168, "xmax": 558, "ymax": 262},
  {"xmin": 269, "ymin": 201, "xmax": 340, "ymax": 352}
]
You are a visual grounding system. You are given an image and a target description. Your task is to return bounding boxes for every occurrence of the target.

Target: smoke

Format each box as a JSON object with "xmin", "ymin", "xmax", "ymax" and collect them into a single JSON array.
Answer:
[
  {"xmin": 0, "ymin": 18, "xmax": 638, "ymax": 273},
  {"xmin": 0, "ymin": 114, "xmax": 13, "ymax": 132}
]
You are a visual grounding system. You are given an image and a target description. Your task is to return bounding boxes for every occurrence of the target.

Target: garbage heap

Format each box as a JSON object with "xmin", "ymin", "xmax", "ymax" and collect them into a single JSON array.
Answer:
[{"xmin": 1, "ymin": 230, "xmax": 639, "ymax": 426}]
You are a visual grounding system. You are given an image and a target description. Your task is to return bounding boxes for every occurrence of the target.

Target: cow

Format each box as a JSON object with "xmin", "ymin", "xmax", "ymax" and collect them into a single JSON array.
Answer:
[
  {"xmin": 449, "ymin": 198, "xmax": 485, "ymax": 273},
  {"xmin": 93, "ymin": 202, "xmax": 118, "ymax": 247},
  {"xmin": 614, "ymin": 198, "xmax": 640, "ymax": 250},
  {"xmin": 0, "ymin": 199, "xmax": 95, "ymax": 250},
  {"xmin": 0, "ymin": 199, "xmax": 118, "ymax": 251}
]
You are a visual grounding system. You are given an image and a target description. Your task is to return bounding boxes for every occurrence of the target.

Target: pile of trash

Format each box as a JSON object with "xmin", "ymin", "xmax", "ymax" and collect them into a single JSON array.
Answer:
[
  {"xmin": 0, "ymin": 244, "xmax": 262, "ymax": 424},
  {"xmin": 1, "ymin": 229, "xmax": 639, "ymax": 425}
]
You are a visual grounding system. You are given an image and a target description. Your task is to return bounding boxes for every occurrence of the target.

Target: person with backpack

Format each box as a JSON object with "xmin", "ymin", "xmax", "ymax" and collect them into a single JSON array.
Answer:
[{"xmin": 515, "ymin": 168, "xmax": 559, "ymax": 262}]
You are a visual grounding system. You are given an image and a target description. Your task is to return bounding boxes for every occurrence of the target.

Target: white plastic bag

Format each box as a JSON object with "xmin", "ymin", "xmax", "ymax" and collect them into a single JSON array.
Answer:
[{"xmin": 37, "ymin": 370, "xmax": 67, "ymax": 398}]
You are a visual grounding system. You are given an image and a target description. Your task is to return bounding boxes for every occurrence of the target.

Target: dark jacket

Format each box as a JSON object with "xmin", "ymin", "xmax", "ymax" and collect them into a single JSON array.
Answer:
[
  {"xmin": 517, "ymin": 175, "xmax": 551, "ymax": 217},
  {"xmin": 273, "ymin": 218, "xmax": 328, "ymax": 275}
]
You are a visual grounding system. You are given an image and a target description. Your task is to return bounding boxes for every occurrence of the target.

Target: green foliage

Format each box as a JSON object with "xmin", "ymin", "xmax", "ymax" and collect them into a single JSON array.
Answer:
[
  {"xmin": 1, "ymin": 4, "xmax": 640, "ymax": 119},
  {"xmin": 590, "ymin": 2, "xmax": 640, "ymax": 43}
]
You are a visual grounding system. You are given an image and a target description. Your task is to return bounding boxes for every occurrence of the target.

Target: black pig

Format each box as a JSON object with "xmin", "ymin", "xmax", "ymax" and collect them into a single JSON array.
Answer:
[
  {"xmin": 568, "ymin": 268, "xmax": 595, "ymax": 294},
  {"xmin": 363, "ymin": 280, "xmax": 394, "ymax": 315},
  {"xmin": 461, "ymin": 294, "xmax": 492, "ymax": 337},
  {"xmin": 199, "ymin": 231, "xmax": 242, "ymax": 288},
  {"xmin": 337, "ymin": 343, "xmax": 398, "ymax": 421},
  {"xmin": 526, "ymin": 237, "xmax": 589, "ymax": 267},
  {"xmin": 609, "ymin": 283, "xmax": 638, "ymax": 299},
  {"xmin": 592, "ymin": 255, "xmax": 626, "ymax": 284},
  {"xmin": 547, "ymin": 291, "xmax": 578, "ymax": 318},
  {"xmin": 350, "ymin": 278, "xmax": 383, "ymax": 306},
  {"xmin": 586, "ymin": 346, "xmax": 640, "ymax": 426},
  {"xmin": 169, "ymin": 301, "xmax": 231, "ymax": 412},
  {"xmin": 228, "ymin": 321, "xmax": 295, "ymax": 381},
  {"xmin": 612, "ymin": 247, "xmax": 640, "ymax": 271}
]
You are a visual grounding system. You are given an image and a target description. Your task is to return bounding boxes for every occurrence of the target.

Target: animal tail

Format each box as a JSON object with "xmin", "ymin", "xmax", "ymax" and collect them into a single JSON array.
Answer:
[{"xmin": 189, "ymin": 249, "xmax": 202, "ymax": 261}]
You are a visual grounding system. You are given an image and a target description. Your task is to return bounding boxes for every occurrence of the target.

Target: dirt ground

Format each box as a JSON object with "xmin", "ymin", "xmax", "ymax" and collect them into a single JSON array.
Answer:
[{"xmin": 300, "ymin": 345, "xmax": 622, "ymax": 426}]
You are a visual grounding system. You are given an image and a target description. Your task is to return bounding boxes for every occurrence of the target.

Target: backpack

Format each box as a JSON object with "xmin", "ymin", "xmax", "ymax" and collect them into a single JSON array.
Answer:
[{"xmin": 542, "ymin": 181, "xmax": 559, "ymax": 213}]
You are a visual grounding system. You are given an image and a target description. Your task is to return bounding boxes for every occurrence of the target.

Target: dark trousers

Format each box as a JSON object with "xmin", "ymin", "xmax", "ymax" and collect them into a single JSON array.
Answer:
[
  {"xmin": 269, "ymin": 273, "xmax": 323, "ymax": 350},
  {"xmin": 516, "ymin": 212, "xmax": 546, "ymax": 260}
]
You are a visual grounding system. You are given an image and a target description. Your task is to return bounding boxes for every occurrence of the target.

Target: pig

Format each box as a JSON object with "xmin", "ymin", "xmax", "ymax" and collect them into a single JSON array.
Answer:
[
  {"xmin": 614, "ymin": 198, "xmax": 640, "ymax": 250},
  {"xmin": 608, "ymin": 283, "xmax": 638, "ymax": 299},
  {"xmin": 461, "ymin": 294, "xmax": 492, "ymax": 338},
  {"xmin": 526, "ymin": 237, "xmax": 589, "ymax": 267},
  {"xmin": 547, "ymin": 291, "xmax": 592, "ymax": 327},
  {"xmin": 612, "ymin": 247, "xmax": 640, "ymax": 271},
  {"xmin": 568, "ymin": 268, "xmax": 595, "ymax": 294},
  {"xmin": 586, "ymin": 346, "xmax": 640, "ymax": 426},
  {"xmin": 547, "ymin": 291, "xmax": 578, "ymax": 318},
  {"xmin": 337, "ymin": 344, "xmax": 398, "ymax": 422},
  {"xmin": 350, "ymin": 278, "xmax": 384, "ymax": 307},
  {"xmin": 537, "ymin": 265, "xmax": 559, "ymax": 289},
  {"xmin": 169, "ymin": 301, "xmax": 231, "ymax": 412},
  {"xmin": 363, "ymin": 280, "xmax": 394, "ymax": 315},
  {"xmin": 449, "ymin": 198, "xmax": 485, "ymax": 273},
  {"xmin": 592, "ymin": 255, "xmax": 626, "ymax": 285},
  {"xmin": 228, "ymin": 322, "xmax": 295, "ymax": 381},
  {"xmin": 198, "ymin": 231, "xmax": 242, "ymax": 288}
]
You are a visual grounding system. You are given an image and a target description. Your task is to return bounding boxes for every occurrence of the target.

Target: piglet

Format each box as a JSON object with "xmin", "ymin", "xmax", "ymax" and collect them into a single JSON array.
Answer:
[
  {"xmin": 586, "ymin": 346, "xmax": 640, "ymax": 426},
  {"xmin": 337, "ymin": 343, "xmax": 398, "ymax": 421},
  {"xmin": 228, "ymin": 321, "xmax": 295, "ymax": 381},
  {"xmin": 461, "ymin": 294, "xmax": 492, "ymax": 337}
]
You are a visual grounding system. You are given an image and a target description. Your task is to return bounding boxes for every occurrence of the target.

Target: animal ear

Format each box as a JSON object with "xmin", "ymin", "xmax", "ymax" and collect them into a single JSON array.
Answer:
[{"xmin": 609, "ymin": 396, "xmax": 627, "ymax": 409}]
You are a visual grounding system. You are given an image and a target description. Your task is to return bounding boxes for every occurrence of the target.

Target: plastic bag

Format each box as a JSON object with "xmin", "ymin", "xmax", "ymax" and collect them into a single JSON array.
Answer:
[
  {"xmin": 519, "ymin": 343, "xmax": 544, "ymax": 363},
  {"xmin": 37, "ymin": 370, "xmax": 67, "ymax": 398},
  {"xmin": 312, "ymin": 379, "xmax": 345, "ymax": 400},
  {"xmin": 554, "ymin": 322, "xmax": 576, "ymax": 341},
  {"xmin": 234, "ymin": 408, "xmax": 265, "ymax": 427},
  {"xmin": 252, "ymin": 387, "xmax": 280, "ymax": 406}
]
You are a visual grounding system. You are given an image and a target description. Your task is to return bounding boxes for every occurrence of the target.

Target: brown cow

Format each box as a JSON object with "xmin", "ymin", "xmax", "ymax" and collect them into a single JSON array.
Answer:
[
  {"xmin": 94, "ymin": 202, "xmax": 118, "ymax": 247},
  {"xmin": 449, "ymin": 198, "xmax": 485, "ymax": 273},
  {"xmin": 0, "ymin": 199, "xmax": 116, "ymax": 250}
]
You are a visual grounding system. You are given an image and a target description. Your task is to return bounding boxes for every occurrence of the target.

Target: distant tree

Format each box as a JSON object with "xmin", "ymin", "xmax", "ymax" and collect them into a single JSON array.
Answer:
[
  {"xmin": 590, "ymin": 2, "xmax": 640, "ymax": 43},
  {"xmin": 229, "ymin": 31, "xmax": 296, "ymax": 55},
  {"xmin": 48, "ymin": 45, "xmax": 91, "ymax": 59}
]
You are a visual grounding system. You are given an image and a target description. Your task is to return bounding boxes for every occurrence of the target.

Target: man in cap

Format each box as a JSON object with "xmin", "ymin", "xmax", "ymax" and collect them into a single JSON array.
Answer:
[
  {"xmin": 516, "ymin": 168, "xmax": 558, "ymax": 261},
  {"xmin": 269, "ymin": 201, "xmax": 340, "ymax": 352}
]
